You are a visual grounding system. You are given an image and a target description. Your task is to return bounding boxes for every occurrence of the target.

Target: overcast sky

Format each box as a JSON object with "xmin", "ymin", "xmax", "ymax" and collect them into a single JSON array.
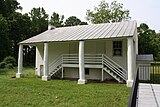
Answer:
[{"xmin": 17, "ymin": 0, "xmax": 160, "ymax": 32}]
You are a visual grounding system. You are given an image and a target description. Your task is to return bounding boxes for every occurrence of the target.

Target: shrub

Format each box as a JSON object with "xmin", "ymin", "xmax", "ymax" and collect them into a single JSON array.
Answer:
[
  {"xmin": 3, "ymin": 56, "xmax": 16, "ymax": 66},
  {"xmin": 5, "ymin": 63, "xmax": 14, "ymax": 69},
  {"xmin": 0, "ymin": 61, "xmax": 7, "ymax": 68}
]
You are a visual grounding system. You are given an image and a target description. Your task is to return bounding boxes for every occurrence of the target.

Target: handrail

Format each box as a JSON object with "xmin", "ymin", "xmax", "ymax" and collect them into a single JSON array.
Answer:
[
  {"xmin": 49, "ymin": 55, "xmax": 62, "ymax": 67},
  {"xmin": 103, "ymin": 57, "xmax": 126, "ymax": 77},
  {"xmin": 103, "ymin": 54, "xmax": 127, "ymax": 73},
  {"xmin": 128, "ymin": 69, "xmax": 139, "ymax": 107},
  {"xmin": 102, "ymin": 54, "xmax": 127, "ymax": 81},
  {"xmin": 49, "ymin": 55, "xmax": 62, "ymax": 74},
  {"xmin": 103, "ymin": 58, "xmax": 127, "ymax": 80}
]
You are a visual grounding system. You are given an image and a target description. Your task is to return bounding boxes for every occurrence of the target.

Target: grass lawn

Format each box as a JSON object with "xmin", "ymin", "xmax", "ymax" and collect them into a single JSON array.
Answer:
[
  {"xmin": 0, "ymin": 68, "xmax": 131, "ymax": 107},
  {"xmin": 150, "ymin": 65, "xmax": 160, "ymax": 83}
]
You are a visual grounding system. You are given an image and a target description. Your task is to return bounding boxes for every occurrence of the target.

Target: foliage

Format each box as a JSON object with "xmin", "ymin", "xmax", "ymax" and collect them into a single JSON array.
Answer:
[
  {"xmin": 137, "ymin": 23, "xmax": 156, "ymax": 36},
  {"xmin": 152, "ymin": 33, "xmax": 160, "ymax": 60},
  {"xmin": 5, "ymin": 63, "xmax": 14, "ymax": 69},
  {"xmin": 7, "ymin": 12, "xmax": 32, "ymax": 60},
  {"xmin": 0, "ymin": 68, "xmax": 130, "ymax": 107},
  {"xmin": 65, "ymin": 16, "xmax": 88, "ymax": 26},
  {"xmin": 0, "ymin": 56, "xmax": 16, "ymax": 69},
  {"xmin": 0, "ymin": 0, "xmax": 22, "ymax": 17},
  {"xmin": 86, "ymin": 0, "xmax": 131, "ymax": 24},
  {"xmin": 3, "ymin": 56, "xmax": 16, "ymax": 66},
  {"xmin": 137, "ymin": 23, "xmax": 160, "ymax": 60},
  {"xmin": 0, "ymin": 15, "xmax": 10, "ymax": 61},
  {"xmin": 29, "ymin": 7, "xmax": 49, "ymax": 35},
  {"xmin": 50, "ymin": 12, "xmax": 64, "ymax": 27},
  {"xmin": 0, "ymin": 62, "xmax": 7, "ymax": 68}
]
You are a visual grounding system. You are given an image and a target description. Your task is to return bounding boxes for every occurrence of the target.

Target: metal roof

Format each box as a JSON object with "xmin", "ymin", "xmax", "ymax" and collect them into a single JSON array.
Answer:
[
  {"xmin": 136, "ymin": 54, "xmax": 154, "ymax": 61},
  {"xmin": 20, "ymin": 20, "xmax": 137, "ymax": 44}
]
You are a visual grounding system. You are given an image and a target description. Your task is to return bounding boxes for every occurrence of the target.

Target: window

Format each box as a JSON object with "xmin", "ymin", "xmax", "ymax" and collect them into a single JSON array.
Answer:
[
  {"xmin": 113, "ymin": 41, "xmax": 122, "ymax": 56},
  {"xmin": 85, "ymin": 68, "xmax": 90, "ymax": 75}
]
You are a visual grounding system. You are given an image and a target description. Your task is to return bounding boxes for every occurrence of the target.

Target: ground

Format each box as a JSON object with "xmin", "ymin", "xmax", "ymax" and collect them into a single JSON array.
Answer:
[{"xmin": 0, "ymin": 68, "xmax": 131, "ymax": 107}]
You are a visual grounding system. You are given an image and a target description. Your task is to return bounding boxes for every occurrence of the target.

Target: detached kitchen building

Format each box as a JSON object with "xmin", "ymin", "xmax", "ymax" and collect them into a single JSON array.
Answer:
[{"xmin": 16, "ymin": 21, "xmax": 138, "ymax": 87}]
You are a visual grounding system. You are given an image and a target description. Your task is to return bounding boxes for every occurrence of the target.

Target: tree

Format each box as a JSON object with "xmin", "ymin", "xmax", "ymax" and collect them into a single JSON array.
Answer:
[
  {"xmin": 86, "ymin": 0, "xmax": 130, "ymax": 24},
  {"xmin": 0, "ymin": 15, "xmax": 10, "ymax": 61},
  {"xmin": 0, "ymin": 0, "xmax": 22, "ymax": 17},
  {"xmin": 7, "ymin": 12, "xmax": 32, "ymax": 60},
  {"xmin": 65, "ymin": 16, "xmax": 87, "ymax": 26},
  {"xmin": 137, "ymin": 23, "xmax": 156, "ymax": 36},
  {"xmin": 24, "ymin": 7, "xmax": 49, "ymax": 66},
  {"xmin": 0, "ymin": 0, "xmax": 23, "ymax": 62},
  {"xmin": 151, "ymin": 33, "xmax": 160, "ymax": 61},
  {"xmin": 29, "ymin": 7, "xmax": 49, "ymax": 35},
  {"xmin": 49, "ymin": 12, "xmax": 64, "ymax": 27},
  {"xmin": 137, "ymin": 23, "xmax": 159, "ymax": 60}
]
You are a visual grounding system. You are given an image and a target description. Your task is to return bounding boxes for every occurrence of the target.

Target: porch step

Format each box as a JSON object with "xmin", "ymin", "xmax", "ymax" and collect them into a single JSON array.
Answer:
[
  {"xmin": 103, "ymin": 67, "xmax": 123, "ymax": 83},
  {"xmin": 49, "ymin": 65, "xmax": 62, "ymax": 78}
]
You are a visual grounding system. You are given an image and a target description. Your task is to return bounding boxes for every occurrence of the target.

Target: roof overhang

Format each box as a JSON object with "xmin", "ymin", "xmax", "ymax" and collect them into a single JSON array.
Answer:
[{"xmin": 19, "ymin": 20, "xmax": 137, "ymax": 45}]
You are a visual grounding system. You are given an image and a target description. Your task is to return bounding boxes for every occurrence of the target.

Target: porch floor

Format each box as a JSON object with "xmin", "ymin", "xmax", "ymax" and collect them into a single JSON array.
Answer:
[{"xmin": 137, "ymin": 83, "xmax": 160, "ymax": 107}]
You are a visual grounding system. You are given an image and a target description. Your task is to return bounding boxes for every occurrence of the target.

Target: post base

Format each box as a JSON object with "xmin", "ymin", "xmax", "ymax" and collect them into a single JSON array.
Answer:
[
  {"xmin": 16, "ymin": 73, "xmax": 23, "ymax": 78},
  {"xmin": 42, "ymin": 76, "xmax": 50, "ymax": 81},
  {"xmin": 78, "ymin": 79, "xmax": 86, "ymax": 84},
  {"xmin": 127, "ymin": 80, "xmax": 133, "ymax": 87}
]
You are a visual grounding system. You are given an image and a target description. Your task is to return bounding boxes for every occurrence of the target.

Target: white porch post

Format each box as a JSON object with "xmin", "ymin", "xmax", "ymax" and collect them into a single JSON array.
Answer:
[
  {"xmin": 78, "ymin": 41, "xmax": 86, "ymax": 84},
  {"xmin": 127, "ymin": 38, "xmax": 134, "ymax": 87},
  {"xmin": 42, "ymin": 43, "xmax": 50, "ymax": 81},
  {"xmin": 16, "ymin": 45, "xmax": 23, "ymax": 78}
]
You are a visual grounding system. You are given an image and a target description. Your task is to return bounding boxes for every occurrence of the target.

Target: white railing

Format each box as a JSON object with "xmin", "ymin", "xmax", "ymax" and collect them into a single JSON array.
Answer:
[
  {"xmin": 49, "ymin": 55, "xmax": 62, "ymax": 74},
  {"xmin": 48, "ymin": 54, "xmax": 127, "ymax": 81},
  {"xmin": 62, "ymin": 54, "xmax": 102, "ymax": 64},
  {"xmin": 103, "ymin": 54, "xmax": 127, "ymax": 81}
]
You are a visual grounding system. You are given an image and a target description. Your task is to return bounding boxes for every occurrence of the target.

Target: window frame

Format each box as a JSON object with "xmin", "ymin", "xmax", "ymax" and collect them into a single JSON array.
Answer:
[{"xmin": 113, "ymin": 41, "xmax": 123, "ymax": 56}]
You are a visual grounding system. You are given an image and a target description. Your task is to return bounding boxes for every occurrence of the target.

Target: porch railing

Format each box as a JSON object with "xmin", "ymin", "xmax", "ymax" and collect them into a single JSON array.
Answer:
[
  {"xmin": 62, "ymin": 54, "xmax": 102, "ymax": 64},
  {"xmin": 48, "ymin": 54, "xmax": 127, "ymax": 81}
]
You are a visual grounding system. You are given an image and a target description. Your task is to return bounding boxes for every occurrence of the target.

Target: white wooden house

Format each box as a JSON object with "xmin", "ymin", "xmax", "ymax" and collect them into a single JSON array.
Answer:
[{"xmin": 16, "ymin": 21, "xmax": 138, "ymax": 87}]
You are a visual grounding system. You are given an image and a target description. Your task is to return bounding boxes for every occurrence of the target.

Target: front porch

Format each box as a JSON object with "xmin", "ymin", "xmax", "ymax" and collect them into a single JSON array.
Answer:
[{"xmin": 16, "ymin": 38, "xmax": 136, "ymax": 87}]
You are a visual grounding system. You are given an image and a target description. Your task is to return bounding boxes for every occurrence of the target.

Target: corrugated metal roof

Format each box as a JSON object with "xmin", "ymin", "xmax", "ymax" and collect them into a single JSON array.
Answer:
[
  {"xmin": 136, "ymin": 54, "xmax": 154, "ymax": 61},
  {"xmin": 20, "ymin": 20, "xmax": 137, "ymax": 44}
]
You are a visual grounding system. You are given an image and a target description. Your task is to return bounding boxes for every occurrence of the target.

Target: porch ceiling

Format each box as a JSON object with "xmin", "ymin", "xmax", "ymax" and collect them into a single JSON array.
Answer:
[{"xmin": 20, "ymin": 20, "xmax": 137, "ymax": 44}]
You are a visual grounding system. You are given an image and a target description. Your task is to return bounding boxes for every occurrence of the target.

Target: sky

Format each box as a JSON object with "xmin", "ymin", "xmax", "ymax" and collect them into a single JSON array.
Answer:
[{"xmin": 17, "ymin": 0, "xmax": 160, "ymax": 32}]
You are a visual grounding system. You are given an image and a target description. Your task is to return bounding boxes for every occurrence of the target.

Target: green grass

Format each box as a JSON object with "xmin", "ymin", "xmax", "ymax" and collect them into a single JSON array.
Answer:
[
  {"xmin": 150, "ymin": 65, "xmax": 160, "ymax": 83},
  {"xmin": 0, "ymin": 68, "xmax": 131, "ymax": 107}
]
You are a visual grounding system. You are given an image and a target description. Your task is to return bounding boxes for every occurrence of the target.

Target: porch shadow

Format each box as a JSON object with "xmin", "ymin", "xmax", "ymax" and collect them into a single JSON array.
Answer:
[{"xmin": 50, "ymin": 77, "xmax": 121, "ymax": 84}]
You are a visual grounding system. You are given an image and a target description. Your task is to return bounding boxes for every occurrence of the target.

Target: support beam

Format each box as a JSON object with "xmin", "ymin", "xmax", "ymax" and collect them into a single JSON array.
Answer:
[
  {"xmin": 101, "ymin": 55, "xmax": 104, "ymax": 81},
  {"xmin": 61, "ymin": 67, "xmax": 64, "ymax": 79},
  {"xmin": 42, "ymin": 43, "xmax": 50, "ymax": 81},
  {"xmin": 16, "ymin": 45, "xmax": 23, "ymax": 78},
  {"xmin": 101, "ymin": 69, "xmax": 104, "ymax": 81},
  {"xmin": 78, "ymin": 41, "xmax": 86, "ymax": 84},
  {"xmin": 127, "ymin": 38, "xmax": 134, "ymax": 87}
]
